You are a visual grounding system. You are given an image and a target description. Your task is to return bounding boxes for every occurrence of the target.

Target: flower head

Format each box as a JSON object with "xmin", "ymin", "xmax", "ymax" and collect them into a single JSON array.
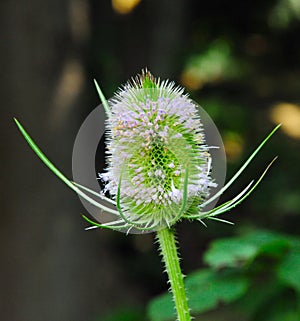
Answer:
[
  {"xmin": 100, "ymin": 70, "xmax": 216, "ymax": 229},
  {"xmin": 14, "ymin": 70, "xmax": 280, "ymax": 234}
]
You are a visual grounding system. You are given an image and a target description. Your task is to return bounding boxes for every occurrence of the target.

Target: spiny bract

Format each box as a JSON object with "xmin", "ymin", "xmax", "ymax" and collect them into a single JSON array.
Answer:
[{"xmin": 99, "ymin": 70, "xmax": 216, "ymax": 230}]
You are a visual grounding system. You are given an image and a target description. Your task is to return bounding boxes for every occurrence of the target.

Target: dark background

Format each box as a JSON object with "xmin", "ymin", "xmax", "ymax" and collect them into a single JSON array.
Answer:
[{"xmin": 1, "ymin": 0, "xmax": 299, "ymax": 320}]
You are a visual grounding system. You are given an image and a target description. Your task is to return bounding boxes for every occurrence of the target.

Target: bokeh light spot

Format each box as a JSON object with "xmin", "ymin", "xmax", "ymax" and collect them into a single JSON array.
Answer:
[
  {"xmin": 112, "ymin": 0, "xmax": 141, "ymax": 14},
  {"xmin": 270, "ymin": 102, "xmax": 300, "ymax": 139}
]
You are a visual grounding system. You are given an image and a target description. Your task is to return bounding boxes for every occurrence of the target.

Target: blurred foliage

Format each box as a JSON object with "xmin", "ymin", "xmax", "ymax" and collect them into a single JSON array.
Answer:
[
  {"xmin": 148, "ymin": 229, "xmax": 300, "ymax": 321},
  {"xmin": 181, "ymin": 39, "xmax": 239, "ymax": 90},
  {"xmin": 269, "ymin": 0, "xmax": 300, "ymax": 29}
]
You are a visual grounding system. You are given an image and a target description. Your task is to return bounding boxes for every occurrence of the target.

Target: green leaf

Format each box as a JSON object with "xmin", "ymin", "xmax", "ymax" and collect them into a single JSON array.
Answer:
[
  {"xmin": 237, "ymin": 281, "xmax": 284, "ymax": 318},
  {"xmin": 147, "ymin": 269, "xmax": 248, "ymax": 321},
  {"xmin": 204, "ymin": 239, "xmax": 258, "ymax": 269},
  {"xmin": 277, "ymin": 247, "xmax": 300, "ymax": 292},
  {"xmin": 246, "ymin": 290, "xmax": 299, "ymax": 321},
  {"xmin": 186, "ymin": 269, "xmax": 249, "ymax": 313},
  {"xmin": 240, "ymin": 230, "xmax": 292, "ymax": 259},
  {"xmin": 204, "ymin": 230, "xmax": 293, "ymax": 269},
  {"xmin": 240, "ymin": 229, "xmax": 290, "ymax": 247},
  {"xmin": 147, "ymin": 292, "xmax": 175, "ymax": 321}
]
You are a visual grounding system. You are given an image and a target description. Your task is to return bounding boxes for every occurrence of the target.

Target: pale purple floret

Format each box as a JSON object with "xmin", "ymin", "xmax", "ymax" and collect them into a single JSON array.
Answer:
[{"xmin": 99, "ymin": 73, "xmax": 216, "ymax": 228}]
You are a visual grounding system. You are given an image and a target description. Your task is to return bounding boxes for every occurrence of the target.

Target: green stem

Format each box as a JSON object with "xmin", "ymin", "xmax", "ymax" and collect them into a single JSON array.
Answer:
[{"xmin": 156, "ymin": 228, "xmax": 192, "ymax": 321}]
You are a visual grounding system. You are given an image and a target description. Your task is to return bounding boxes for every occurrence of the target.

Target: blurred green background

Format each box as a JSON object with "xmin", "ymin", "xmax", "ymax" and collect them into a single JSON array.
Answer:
[{"xmin": 1, "ymin": 0, "xmax": 300, "ymax": 320}]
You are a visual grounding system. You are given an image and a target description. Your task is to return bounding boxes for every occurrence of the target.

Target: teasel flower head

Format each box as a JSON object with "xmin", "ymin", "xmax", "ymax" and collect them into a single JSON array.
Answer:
[
  {"xmin": 14, "ymin": 69, "xmax": 280, "ymax": 233},
  {"xmin": 99, "ymin": 70, "xmax": 216, "ymax": 230}
]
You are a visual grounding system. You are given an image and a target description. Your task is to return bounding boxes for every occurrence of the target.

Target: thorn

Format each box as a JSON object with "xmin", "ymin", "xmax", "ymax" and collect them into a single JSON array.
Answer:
[
  {"xmin": 197, "ymin": 219, "xmax": 207, "ymax": 227},
  {"xmin": 208, "ymin": 216, "xmax": 235, "ymax": 225}
]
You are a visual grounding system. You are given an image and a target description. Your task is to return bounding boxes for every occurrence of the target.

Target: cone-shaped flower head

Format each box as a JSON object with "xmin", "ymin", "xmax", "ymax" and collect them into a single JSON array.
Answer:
[
  {"xmin": 100, "ymin": 70, "xmax": 216, "ymax": 230},
  {"xmin": 14, "ymin": 70, "xmax": 280, "ymax": 233}
]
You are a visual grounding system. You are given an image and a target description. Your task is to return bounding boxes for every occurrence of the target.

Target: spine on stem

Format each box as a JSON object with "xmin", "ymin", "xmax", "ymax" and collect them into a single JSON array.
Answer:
[{"xmin": 156, "ymin": 228, "xmax": 192, "ymax": 321}]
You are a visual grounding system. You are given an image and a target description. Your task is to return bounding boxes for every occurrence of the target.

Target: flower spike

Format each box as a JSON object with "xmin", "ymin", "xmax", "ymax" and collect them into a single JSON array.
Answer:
[
  {"xmin": 14, "ymin": 71, "xmax": 280, "ymax": 233},
  {"xmin": 98, "ymin": 70, "xmax": 216, "ymax": 230}
]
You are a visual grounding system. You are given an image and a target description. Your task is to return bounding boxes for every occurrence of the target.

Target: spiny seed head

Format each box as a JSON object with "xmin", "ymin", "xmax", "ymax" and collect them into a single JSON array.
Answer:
[{"xmin": 100, "ymin": 70, "xmax": 216, "ymax": 230}]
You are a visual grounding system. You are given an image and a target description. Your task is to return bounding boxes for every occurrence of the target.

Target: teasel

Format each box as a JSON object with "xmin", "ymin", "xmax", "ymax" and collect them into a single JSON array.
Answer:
[
  {"xmin": 91, "ymin": 70, "xmax": 279, "ymax": 232},
  {"xmin": 14, "ymin": 69, "xmax": 280, "ymax": 233},
  {"xmin": 14, "ymin": 69, "xmax": 280, "ymax": 321},
  {"xmin": 93, "ymin": 70, "xmax": 218, "ymax": 231}
]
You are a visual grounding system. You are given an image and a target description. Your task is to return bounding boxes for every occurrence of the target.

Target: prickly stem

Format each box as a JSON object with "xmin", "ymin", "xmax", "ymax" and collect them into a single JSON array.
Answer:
[{"xmin": 156, "ymin": 228, "xmax": 192, "ymax": 321}]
